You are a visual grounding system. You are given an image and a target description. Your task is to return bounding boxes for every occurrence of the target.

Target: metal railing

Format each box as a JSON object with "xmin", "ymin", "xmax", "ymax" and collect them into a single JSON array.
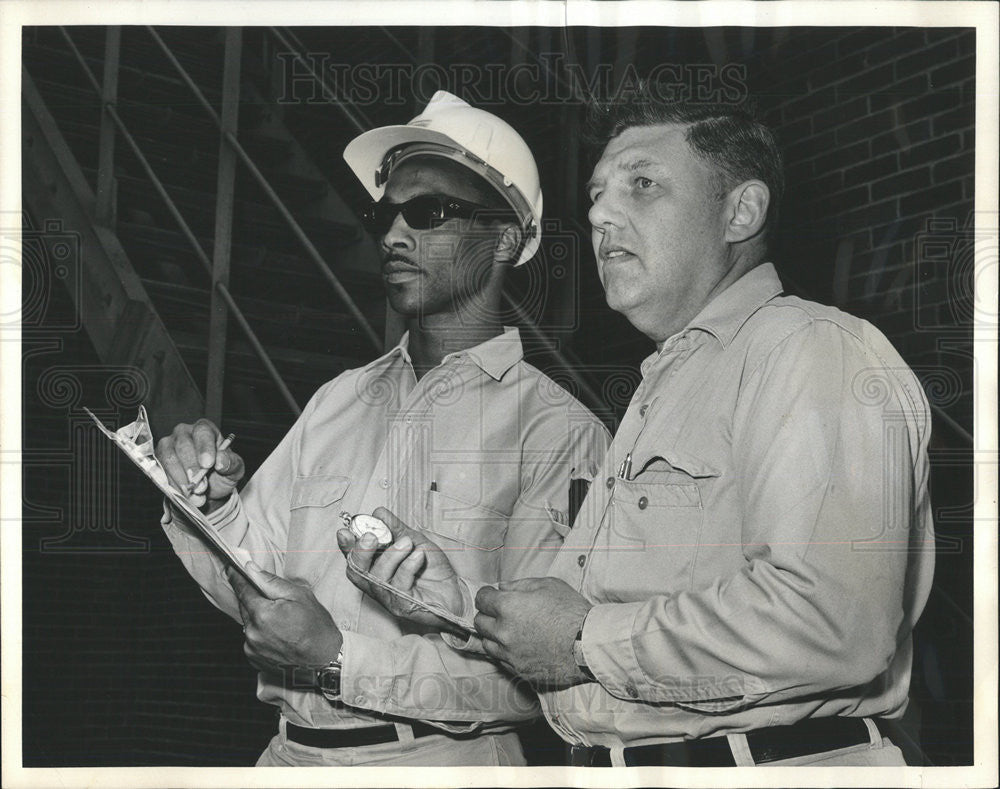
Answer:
[
  {"xmin": 56, "ymin": 25, "xmax": 618, "ymax": 421},
  {"xmin": 59, "ymin": 26, "xmax": 303, "ymax": 416},
  {"xmin": 57, "ymin": 25, "xmax": 386, "ymax": 422}
]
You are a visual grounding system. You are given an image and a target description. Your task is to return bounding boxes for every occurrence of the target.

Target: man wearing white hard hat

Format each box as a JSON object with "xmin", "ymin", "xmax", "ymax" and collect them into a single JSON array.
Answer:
[{"xmin": 155, "ymin": 90, "xmax": 609, "ymax": 766}]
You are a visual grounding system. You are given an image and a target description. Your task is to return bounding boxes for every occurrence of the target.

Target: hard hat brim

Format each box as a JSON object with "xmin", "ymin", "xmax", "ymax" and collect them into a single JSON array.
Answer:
[{"xmin": 344, "ymin": 125, "xmax": 465, "ymax": 201}]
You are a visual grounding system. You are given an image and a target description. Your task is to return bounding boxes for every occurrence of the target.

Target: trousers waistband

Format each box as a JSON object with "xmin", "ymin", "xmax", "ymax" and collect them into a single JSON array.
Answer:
[
  {"xmin": 285, "ymin": 720, "xmax": 480, "ymax": 749},
  {"xmin": 569, "ymin": 716, "xmax": 892, "ymax": 767}
]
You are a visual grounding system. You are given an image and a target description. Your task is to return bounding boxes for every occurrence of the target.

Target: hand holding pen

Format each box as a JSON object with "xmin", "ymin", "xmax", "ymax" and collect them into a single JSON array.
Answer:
[
  {"xmin": 154, "ymin": 419, "xmax": 246, "ymax": 512},
  {"xmin": 187, "ymin": 432, "xmax": 236, "ymax": 492}
]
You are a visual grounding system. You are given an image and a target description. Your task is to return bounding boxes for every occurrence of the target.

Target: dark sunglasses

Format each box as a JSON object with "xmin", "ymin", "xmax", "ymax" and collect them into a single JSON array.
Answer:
[{"xmin": 361, "ymin": 195, "xmax": 514, "ymax": 235}]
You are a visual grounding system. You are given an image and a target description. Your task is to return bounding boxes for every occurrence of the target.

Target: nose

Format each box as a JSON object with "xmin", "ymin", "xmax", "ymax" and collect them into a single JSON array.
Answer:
[
  {"xmin": 381, "ymin": 208, "xmax": 415, "ymax": 253},
  {"xmin": 587, "ymin": 191, "xmax": 624, "ymax": 233}
]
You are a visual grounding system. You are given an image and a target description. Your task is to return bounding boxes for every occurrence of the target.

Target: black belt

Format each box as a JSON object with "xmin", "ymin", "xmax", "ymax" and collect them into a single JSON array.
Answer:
[
  {"xmin": 569, "ymin": 717, "xmax": 892, "ymax": 767},
  {"xmin": 286, "ymin": 720, "xmax": 476, "ymax": 749}
]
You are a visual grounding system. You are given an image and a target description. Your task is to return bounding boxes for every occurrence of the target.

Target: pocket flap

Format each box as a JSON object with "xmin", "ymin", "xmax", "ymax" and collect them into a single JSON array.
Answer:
[
  {"xmin": 633, "ymin": 446, "xmax": 721, "ymax": 479},
  {"xmin": 290, "ymin": 474, "xmax": 351, "ymax": 509},
  {"xmin": 426, "ymin": 489, "xmax": 506, "ymax": 550}
]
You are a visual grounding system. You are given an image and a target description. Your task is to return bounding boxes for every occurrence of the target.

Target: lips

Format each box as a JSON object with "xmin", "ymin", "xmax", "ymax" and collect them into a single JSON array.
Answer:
[
  {"xmin": 599, "ymin": 243, "xmax": 636, "ymax": 263},
  {"xmin": 382, "ymin": 257, "xmax": 421, "ymax": 284}
]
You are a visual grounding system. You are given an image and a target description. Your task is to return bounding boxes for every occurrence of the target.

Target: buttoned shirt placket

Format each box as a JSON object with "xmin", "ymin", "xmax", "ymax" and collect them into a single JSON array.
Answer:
[{"xmin": 344, "ymin": 353, "xmax": 476, "ymax": 635}]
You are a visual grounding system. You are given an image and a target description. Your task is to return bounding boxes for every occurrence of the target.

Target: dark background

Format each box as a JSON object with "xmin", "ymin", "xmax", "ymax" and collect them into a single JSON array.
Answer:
[{"xmin": 21, "ymin": 25, "xmax": 975, "ymax": 766}]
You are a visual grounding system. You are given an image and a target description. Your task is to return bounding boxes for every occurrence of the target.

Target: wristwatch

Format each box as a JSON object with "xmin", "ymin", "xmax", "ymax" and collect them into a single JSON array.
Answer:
[
  {"xmin": 316, "ymin": 648, "xmax": 344, "ymax": 701},
  {"xmin": 573, "ymin": 629, "xmax": 596, "ymax": 681}
]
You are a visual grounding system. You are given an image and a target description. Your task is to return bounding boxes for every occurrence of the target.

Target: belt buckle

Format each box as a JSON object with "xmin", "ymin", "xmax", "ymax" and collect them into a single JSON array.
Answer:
[
  {"xmin": 569, "ymin": 744, "xmax": 593, "ymax": 767},
  {"xmin": 570, "ymin": 744, "xmax": 613, "ymax": 767}
]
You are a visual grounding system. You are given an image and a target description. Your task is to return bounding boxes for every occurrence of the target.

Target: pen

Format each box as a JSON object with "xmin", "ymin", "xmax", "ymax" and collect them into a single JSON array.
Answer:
[
  {"xmin": 617, "ymin": 452, "xmax": 632, "ymax": 480},
  {"xmin": 187, "ymin": 432, "xmax": 235, "ymax": 493}
]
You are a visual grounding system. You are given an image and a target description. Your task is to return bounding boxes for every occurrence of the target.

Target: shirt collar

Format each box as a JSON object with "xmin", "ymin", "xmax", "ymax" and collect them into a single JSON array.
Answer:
[
  {"xmin": 364, "ymin": 326, "xmax": 524, "ymax": 382},
  {"xmin": 639, "ymin": 263, "xmax": 783, "ymax": 374},
  {"xmin": 687, "ymin": 262, "xmax": 784, "ymax": 349},
  {"xmin": 444, "ymin": 326, "xmax": 524, "ymax": 381}
]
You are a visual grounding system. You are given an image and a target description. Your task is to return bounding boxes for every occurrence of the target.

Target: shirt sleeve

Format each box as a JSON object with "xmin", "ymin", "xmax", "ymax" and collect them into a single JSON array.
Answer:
[
  {"xmin": 581, "ymin": 321, "xmax": 933, "ymax": 708},
  {"xmin": 338, "ymin": 628, "xmax": 539, "ymax": 731},
  {"xmin": 340, "ymin": 409, "xmax": 611, "ymax": 726},
  {"xmin": 159, "ymin": 382, "xmax": 330, "ymax": 622}
]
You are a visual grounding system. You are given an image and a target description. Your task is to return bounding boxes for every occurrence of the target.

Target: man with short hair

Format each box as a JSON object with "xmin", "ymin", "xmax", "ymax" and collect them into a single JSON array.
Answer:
[
  {"xmin": 155, "ymin": 90, "xmax": 609, "ymax": 766},
  {"xmin": 344, "ymin": 89, "xmax": 936, "ymax": 768}
]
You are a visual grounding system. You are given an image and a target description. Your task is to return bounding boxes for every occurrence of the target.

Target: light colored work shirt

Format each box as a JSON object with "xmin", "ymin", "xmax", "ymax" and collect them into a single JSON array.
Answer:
[
  {"xmin": 161, "ymin": 327, "xmax": 610, "ymax": 734},
  {"xmin": 537, "ymin": 263, "xmax": 935, "ymax": 747}
]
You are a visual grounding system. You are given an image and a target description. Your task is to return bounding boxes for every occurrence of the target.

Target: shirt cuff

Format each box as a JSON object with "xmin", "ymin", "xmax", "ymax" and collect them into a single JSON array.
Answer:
[
  {"xmin": 205, "ymin": 491, "xmax": 245, "ymax": 536},
  {"xmin": 580, "ymin": 601, "xmax": 647, "ymax": 701},
  {"xmin": 582, "ymin": 602, "xmax": 760, "ymax": 707},
  {"xmin": 440, "ymin": 577, "xmax": 489, "ymax": 653}
]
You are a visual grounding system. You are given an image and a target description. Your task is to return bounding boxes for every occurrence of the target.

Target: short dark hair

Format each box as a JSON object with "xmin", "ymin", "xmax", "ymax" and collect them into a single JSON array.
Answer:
[{"xmin": 584, "ymin": 85, "xmax": 784, "ymax": 230}]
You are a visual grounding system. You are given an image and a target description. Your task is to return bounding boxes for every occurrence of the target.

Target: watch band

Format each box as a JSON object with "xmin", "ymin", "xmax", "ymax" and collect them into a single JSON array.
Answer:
[
  {"xmin": 316, "ymin": 648, "xmax": 344, "ymax": 701},
  {"xmin": 574, "ymin": 629, "xmax": 596, "ymax": 681}
]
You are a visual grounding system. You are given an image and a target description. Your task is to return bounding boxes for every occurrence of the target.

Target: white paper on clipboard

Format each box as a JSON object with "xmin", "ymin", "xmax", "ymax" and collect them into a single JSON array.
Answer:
[
  {"xmin": 85, "ymin": 405, "xmax": 267, "ymax": 596},
  {"xmin": 346, "ymin": 556, "xmax": 476, "ymax": 635}
]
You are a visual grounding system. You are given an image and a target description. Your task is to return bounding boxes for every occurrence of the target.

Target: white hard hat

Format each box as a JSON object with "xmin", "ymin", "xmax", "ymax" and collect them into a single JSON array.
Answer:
[{"xmin": 344, "ymin": 90, "xmax": 543, "ymax": 266}]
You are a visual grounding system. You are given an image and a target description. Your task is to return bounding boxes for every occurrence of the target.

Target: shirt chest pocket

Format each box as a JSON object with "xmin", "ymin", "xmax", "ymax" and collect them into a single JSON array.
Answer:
[
  {"xmin": 424, "ymin": 489, "xmax": 508, "ymax": 584},
  {"xmin": 600, "ymin": 448, "xmax": 719, "ymax": 600},
  {"xmin": 287, "ymin": 474, "xmax": 351, "ymax": 584}
]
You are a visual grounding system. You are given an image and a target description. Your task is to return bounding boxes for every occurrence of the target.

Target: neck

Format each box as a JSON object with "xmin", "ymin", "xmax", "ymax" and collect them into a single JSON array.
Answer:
[
  {"xmin": 652, "ymin": 249, "xmax": 763, "ymax": 351},
  {"xmin": 405, "ymin": 308, "xmax": 504, "ymax": 379}
]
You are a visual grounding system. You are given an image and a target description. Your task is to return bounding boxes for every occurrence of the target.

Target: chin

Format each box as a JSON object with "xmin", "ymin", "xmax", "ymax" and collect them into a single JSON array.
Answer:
[
  {"xmin": 602, "ymin": 284, "xmax": 640, "ymax": 316},
  {"xmin": 386, "ymin": 293, "xmax": 419, "ymax": 317}
]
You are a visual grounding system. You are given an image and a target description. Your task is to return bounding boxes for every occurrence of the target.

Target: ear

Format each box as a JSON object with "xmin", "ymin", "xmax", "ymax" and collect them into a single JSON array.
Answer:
[
  {"xmin": 493, "ymin": 224, "xmax": 522, "ymax": 266},
  {"xmin": 724, "ymin": 181, "xmax": 770, "ymax": 244}
]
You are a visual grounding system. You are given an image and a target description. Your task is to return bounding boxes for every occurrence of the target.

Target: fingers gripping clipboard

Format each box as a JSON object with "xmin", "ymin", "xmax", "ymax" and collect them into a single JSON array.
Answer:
[{"xmin": 85, "ymin": 405, "xmax": 267, "ymax": 596}]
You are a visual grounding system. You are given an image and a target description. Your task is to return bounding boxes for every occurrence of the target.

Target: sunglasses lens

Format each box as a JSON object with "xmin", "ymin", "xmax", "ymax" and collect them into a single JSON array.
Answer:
[
  {"xmin": 363, "ymin": 197, "xmax": 438, "ymax": 234},
  {"xmin": 364, "ymin": 196, "xmax": 495, "ymax": 234},
  {"xmin": 401, "ymin": 196, "xmax": 446, "ymax": 230}
]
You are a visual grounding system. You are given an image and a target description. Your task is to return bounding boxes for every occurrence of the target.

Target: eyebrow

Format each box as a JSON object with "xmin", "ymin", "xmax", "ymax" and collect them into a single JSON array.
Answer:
[{"xmin": 585, "ymin": 158, "xmax": 660, "ymax": 194}]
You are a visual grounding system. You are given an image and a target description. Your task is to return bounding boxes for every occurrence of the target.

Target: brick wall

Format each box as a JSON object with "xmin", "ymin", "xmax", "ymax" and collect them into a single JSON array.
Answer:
[
  {"xmin": 748, "ymin": 27, "xmax": 976, "ymax": 765},
  {"xmin": 752, "ymin": 27, "xmax": 975, "ymax": 433}
]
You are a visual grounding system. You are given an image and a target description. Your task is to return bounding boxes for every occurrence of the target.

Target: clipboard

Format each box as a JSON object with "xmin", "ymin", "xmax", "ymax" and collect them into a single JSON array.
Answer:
[{"xmin": 85, "ymin": 405, "xmax": 267, "ymax": 596}]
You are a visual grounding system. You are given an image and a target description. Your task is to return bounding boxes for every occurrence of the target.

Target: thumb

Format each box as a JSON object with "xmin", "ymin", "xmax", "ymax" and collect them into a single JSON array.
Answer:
[
  {"xmin": 497, "ymin": 576, "xmax": 550, "ymax": 593},
  {"xmin": 336, "ymin": 528, "xmax": 357, "ymax": 556},
  {"xmin": 372, "ymin": 507, "xmax": 420, "ymax": 542},
  {"xmin": 243, "ymin": 561, "xmax": 297, "ymax": 600}
]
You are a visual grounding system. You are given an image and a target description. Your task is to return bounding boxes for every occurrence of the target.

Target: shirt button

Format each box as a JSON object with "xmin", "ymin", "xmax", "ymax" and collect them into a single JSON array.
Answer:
[
  {"xmin": 637, "ymin": 496, "xmax": 648, "ymax": 510},
  {"xmin": 605, "ymin": 476, "xmax": 615, "ymax": 489},
  {"xmin": 379, "ymin": 478, "xmax": 390, "ymax": 489},
  {"xmin": 639, "ymin": 404, "xmax": 648, "ymax": 417},
  {"xmin": 626, "ymin": 685, "xmax": 639, "ymax": 698},
  {"xmin": 354, "ymin": 695, "xmax": 365, "ymax": 705},
  {"xmin": 577, "ymin": 554, "xmax": 586, "ymax": 568}
]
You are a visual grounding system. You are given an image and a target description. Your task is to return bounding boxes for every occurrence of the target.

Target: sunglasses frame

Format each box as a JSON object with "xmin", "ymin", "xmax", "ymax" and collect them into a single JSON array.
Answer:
[{"xmin": 362, "ymin": 194, "xmax": 516, "ymax": 235}]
